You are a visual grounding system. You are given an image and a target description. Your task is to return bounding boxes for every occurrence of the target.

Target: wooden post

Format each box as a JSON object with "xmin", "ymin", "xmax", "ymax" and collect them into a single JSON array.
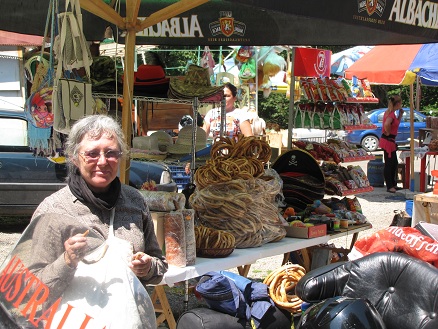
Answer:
[{"xmin": 409, "ymin": 83, "xmax": 415, "ymax": 191}]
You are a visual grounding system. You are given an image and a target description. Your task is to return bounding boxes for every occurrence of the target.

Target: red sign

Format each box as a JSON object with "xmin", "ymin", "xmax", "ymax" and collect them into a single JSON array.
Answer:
[{"xmin": 294, "ymin": 48, "xmax": 331, "ymax": 77}]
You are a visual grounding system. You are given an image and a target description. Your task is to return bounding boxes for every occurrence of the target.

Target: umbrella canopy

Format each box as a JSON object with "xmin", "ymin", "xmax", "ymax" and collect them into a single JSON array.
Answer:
[
  {"xmin": 331, "ymin": 46, "xmax": 374, "ymax": 76},
  {"xmin": 345, "ymin": 44, "xmax": 438, "ymax": 86}
]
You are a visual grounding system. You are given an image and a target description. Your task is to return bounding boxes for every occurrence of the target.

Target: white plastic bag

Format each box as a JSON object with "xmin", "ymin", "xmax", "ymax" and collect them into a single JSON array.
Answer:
[
  {"xmin": 47, "ymin": 208, "xmax": 155, "ymax": 329},
  {"xmin": 50, "ymin": 236, "xmax": 155, "ymax": 329}
]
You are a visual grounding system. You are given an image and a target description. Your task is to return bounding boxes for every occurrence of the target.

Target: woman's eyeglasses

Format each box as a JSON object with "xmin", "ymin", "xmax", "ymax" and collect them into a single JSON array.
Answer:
[{"xmin": 79, "ymin": 150, "xmax": 122, "ymax": 162}]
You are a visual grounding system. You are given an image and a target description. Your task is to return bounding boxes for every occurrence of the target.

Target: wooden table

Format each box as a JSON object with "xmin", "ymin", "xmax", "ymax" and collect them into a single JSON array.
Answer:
[
  {"xmin": 152, "ymin": 223, "xmax": 371, "ymax": 328},
  {"xmin": 413, "ymin": 192, "xmax": 438, "ymax": 225}
]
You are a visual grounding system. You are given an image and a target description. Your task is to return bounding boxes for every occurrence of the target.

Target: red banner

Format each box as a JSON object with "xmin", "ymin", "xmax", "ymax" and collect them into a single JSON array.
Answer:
[{"xmin": 294, "ymin": 48, "xmax": 331, "ymax": 78}]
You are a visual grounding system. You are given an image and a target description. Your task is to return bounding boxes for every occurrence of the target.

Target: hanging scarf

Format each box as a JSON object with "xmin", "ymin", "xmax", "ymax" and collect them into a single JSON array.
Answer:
[
  {"xmin": 28, "ymin": 124, "xmax": 52, "ymax": 155},
  {"xmin": 68, "ymin": 168, "xmax": 121, "ymax": 210}
]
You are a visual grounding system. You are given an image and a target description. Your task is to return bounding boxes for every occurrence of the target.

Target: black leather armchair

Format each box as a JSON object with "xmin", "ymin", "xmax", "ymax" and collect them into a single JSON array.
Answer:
[{"xmin": 296, "ymin": 252, "xmax": 438, "ymax": 329}]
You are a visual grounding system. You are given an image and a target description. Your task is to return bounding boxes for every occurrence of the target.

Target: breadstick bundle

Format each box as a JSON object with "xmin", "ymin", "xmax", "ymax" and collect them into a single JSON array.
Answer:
[
  {"xmin": 164, "ymin": 211, "xmax": 186, "ymax": 267},
  {"xmin": 263, "ymin": 264, "xmax": 306, "ymax": 314}
]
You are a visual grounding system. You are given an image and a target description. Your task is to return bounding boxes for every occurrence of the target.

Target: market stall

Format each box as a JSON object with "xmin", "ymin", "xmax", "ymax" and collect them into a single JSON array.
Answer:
[{"xmin": 4, "ymin": 1, "xmax": 438, "ymax": 328}]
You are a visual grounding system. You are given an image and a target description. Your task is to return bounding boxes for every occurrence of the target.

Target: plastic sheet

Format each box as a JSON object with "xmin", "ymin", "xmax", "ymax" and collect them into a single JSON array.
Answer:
[
  {"xmin": 190, "ymin": 177, "xmax": 286, "ymax": 248},
  {"xmin": 164, "ymin": 212, "xmax": 186, "ymax": 267},
  {"xmin": 139, "ymin": 190, "xmax": 186, "ymax": 211},
  {"xmin": 182, "ymin": 209, "xmax": 196, "ymax": 266}
]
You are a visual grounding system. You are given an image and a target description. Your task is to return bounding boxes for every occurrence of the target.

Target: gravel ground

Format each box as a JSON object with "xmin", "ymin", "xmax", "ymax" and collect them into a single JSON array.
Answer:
[{"xmin": 0, "ymin": 156, "xmax": 418, "ymax": 326}]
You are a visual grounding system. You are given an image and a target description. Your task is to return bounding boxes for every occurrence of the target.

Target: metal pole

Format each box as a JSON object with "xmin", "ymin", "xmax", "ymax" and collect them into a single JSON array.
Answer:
[
  {"xmin": 191, "ymin": 97, "xmax": 198, "ymax": 183},
  {"xmin": 287, "ymin": 47, "xmax": 296, "ymax": 150},
  {"xmin": 220, "ymin": 96, "xmax": 226, "ymax": 138}
]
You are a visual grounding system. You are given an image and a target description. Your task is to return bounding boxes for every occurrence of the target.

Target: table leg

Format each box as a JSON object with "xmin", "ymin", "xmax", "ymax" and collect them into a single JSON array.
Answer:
[
  {"xmin": 151, "ymin": 286, "xmax": 177, "ymax": 329},
  {"xmin": 420, "ymin": 156, "xmax": 427, "ymax": 192},
  {"xmin": 282, "ymin": 252, "xmax": 290, "ymax": 265},
  {"xmin": 237, "ymin": 265, "xmax": 252, "ymax": 277},
  {"xmin": 405, "ymin": 156, "xmax": 411, "ymax": 189},
  {"xmin": 301, "ymin": 248, "xmax": 311, "ymax": 272},
  {"xmin": 349, "ymin": 232, "xmax": 360, "ymax": 250}
]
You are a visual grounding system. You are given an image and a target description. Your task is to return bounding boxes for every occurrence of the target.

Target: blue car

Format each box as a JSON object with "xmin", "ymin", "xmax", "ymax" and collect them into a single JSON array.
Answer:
[
  {"xmin": 345, "ymin": 108, "xmax": 427, "ymax": 152},
  {"xmin": 0, "ymin": 110, "xmax": 176, "ymax": 216}
]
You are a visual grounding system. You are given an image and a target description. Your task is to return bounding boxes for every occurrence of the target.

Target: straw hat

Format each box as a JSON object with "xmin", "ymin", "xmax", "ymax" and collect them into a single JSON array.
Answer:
[
  {"xmin": 167, "ymin": 126, "xmax": 207, "ymax": 154},
  {"xmin": 169, "ymin": 65, "xmax": 224, "ymax": 99},
  {"xmin": 150, "ymin": 130, "xmax": 173, "ymax": 152},
  {"xmin": 132, "ymin": 136, "xmax": 159, "ymax": 151},
  {"xmin": 131, "ymin": 135, "xmax": 167, "ymax": 160}
]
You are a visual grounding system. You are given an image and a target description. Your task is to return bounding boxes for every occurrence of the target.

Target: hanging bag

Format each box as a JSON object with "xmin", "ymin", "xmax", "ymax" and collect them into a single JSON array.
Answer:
[
  {"xmin": 52, "ymin": 0, "xmax": 94, "ymax": 134},
  {"xmin": 201, "ymin": 46, "xmax": 215, "ymax": 77}
]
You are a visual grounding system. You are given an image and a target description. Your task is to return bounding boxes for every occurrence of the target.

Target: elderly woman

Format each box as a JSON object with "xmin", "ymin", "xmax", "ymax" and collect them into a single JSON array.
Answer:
[{"xmin": 28, "ymin": 115, "xmax": 167, "ymax": 326}]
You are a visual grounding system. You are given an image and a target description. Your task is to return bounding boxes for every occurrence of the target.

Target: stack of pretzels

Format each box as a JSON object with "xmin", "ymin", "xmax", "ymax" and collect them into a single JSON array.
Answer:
[
  {"xmin": 263, "ymin": 264, "xmax": 306, "ymax": 313},
  {"xmin": 190, "ymin": 135, "xmax": 286, "ymax": 249},
  {"xmin": 194, "ymin": 136, "xmax": 271, "ymax": 190},
  {"xmin": 195, "ymin": 225, "xmax": 236, "ymax": 250}
]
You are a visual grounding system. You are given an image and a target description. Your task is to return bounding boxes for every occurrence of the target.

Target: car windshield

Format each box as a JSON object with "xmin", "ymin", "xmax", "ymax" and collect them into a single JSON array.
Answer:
[
  {"xmin": 0, "ymin": 116, "xmax": 28, "ymax": 146},
  {"xmin": 376, "ymin": 112, "xmax": 384, "ymax": 123},
  {"xmin": 402, "ymin": 111, "xmax": 423, "ymax": 122}
]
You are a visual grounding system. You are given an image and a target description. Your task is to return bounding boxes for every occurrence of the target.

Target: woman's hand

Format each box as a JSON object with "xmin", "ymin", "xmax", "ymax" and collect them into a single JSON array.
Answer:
[
  {"xmin": 398, "ymin": 109, "xmax": 404, "ymax": 120},
  {"xmin": 129, "ymin": 252, "xmax": 153, "ymax": 278},
  {"xmin": 63, "ymin": 231, "xmax": 89, "ymax": 268}
]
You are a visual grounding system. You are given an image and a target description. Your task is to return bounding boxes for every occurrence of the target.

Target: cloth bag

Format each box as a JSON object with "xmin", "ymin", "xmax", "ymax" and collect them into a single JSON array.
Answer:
[
  {"xmin": 52, "ymin": 0, "xmax": 94, "ymax": 134},
  {"xmin": 50, "ymin": 208, "xmax": 156, "ymax": 329}
]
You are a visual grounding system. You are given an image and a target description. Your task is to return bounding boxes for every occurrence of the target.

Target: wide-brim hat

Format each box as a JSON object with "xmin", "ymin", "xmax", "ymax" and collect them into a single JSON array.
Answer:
[
  {"xmin": 130, "ymin": 135, "xmax": 167, "ymax": 160},
  {"xmin": 169, "ymin": 65, "xmax": 224, "ymax": 98},
  {"xmin": 167, "ymin": 126, "xmax": 207, "ymax": 154},
  {"xmin": 150, "ymin": 130, "xmax": 174, "ymax": 152},
  {"xmin": 132, "ymin": 136, "xmax": 159, "ymax": 151},
  {"xmin": 133, "ymin": 65, "xmax": 170, "ymax": 86}
]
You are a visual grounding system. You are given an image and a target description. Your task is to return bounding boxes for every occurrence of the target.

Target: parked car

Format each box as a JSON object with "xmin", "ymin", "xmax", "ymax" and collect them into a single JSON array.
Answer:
[
  {"xmin": 291, "ymin": 128, "xmax": 346, "ymax": 142},
  {"xmin": 0, "ymin": 110, "xmax": 175, "ymax": 216},
  {"xmin": 345, "ymin": 108, "xmax": 427, "ymax": 151}
]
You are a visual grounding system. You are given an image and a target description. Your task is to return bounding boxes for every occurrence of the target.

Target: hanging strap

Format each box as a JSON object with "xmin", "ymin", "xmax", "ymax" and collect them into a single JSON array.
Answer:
[
  {"xmin": 56, "ymin": 0, "xmax": 92, "ymax": 80},
  {"xmin": 108, "ymin": 208, "xmax": 116, "ymax": 240}
]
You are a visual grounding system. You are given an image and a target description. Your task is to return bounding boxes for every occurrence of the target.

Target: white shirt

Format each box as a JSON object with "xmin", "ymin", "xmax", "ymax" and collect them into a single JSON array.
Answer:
[{"xmin": 204, "ymin": 107, "xmax": 251, "ymax": 138}]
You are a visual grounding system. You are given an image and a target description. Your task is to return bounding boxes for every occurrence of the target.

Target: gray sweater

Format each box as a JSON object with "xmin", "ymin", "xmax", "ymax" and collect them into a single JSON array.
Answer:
[{"xmin": 30, "ymin": 184, "xmax": 168, "ymax": 301}]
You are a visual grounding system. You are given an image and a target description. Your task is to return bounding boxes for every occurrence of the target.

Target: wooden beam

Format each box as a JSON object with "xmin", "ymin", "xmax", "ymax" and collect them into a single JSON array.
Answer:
[
  {"xmin": 119, "ymin": 28, "xmax": 136, "ymax": 185},
  {"xmin": 79, "ymin": 0, "xmax": 126, "ymax": 29},
  {"xmin": 125, "ymin": 0, "xmax": 141, "ymax": 29},
  {"xmin": 138, "ymin": 0, "xmax": 209, "ymax": 31}
]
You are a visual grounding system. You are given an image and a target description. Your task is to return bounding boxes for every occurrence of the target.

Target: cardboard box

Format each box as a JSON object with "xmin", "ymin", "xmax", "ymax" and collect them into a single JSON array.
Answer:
[
  {"xmin": 151, "ymin": 211, "xmax": 166, "ymax": 251},
  {"xmin": 284, "ymin": 224, "xmax": 327, "ymax": 239}
]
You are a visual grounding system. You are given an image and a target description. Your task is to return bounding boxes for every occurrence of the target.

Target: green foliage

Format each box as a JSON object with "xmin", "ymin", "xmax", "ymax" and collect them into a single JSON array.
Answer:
[{"xmin": 258, "ymin": 92, "xmax": 290, "ymax": 128}]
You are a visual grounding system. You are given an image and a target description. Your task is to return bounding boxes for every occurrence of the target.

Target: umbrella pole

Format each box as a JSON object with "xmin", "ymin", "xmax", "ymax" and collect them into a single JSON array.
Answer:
[{"xmin": 409, "ymin": 83, "xmax": 415, "ymax": 191}]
